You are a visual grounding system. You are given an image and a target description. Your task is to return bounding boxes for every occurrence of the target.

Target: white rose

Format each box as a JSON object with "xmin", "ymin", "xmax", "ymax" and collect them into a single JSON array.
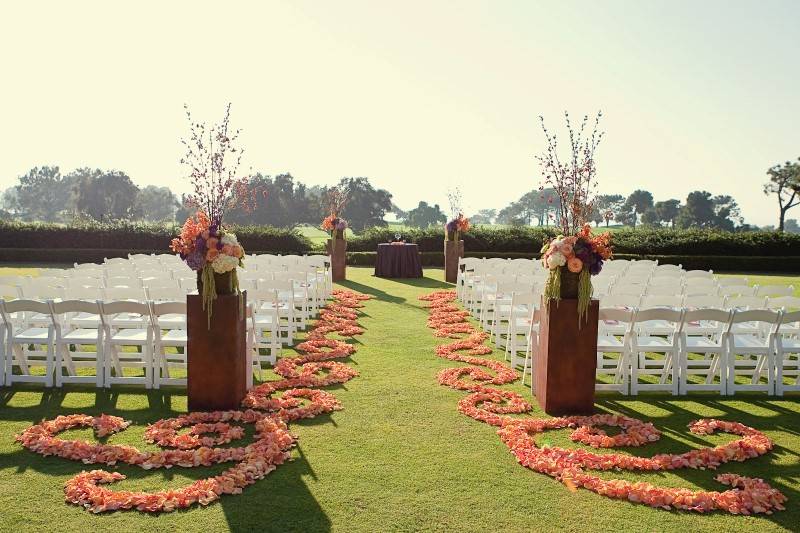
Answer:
[
  {"xmin": 212, "ymin": 254, "xmax": 239, "ymax": 273},
  {"xmin": 221, "ymin": 233, "xmax": 239, "ymax": 246},
  {"xmin": 546, "ymin": 252, "xmax": 566, "ymax": 270}
]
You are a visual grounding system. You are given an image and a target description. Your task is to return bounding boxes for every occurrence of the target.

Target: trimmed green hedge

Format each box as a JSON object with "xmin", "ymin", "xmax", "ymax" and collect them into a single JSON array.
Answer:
[
  {"xmin": 347, "ymin": 227, "xmax": 800, "ymax": 256},
  {"xmin": 0, "ymin": 220, "xmax": 313, "ymax": 253},
  {"xmin": 345, "ymin": 251, "xmax": 800, "ymax": 273}
]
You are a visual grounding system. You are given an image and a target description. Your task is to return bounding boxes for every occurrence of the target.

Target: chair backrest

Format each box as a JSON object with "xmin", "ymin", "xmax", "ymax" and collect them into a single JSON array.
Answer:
[
  {"xmin": 104, "ymin": 257, "xmax": 129, "ymax": 266},
  {"xmin": 99, "ymin": 300, "xmax": 151, "ymax": 320},
  {"xmin": 258, "ymin": 279, "xmax": 293, "ymax": 292},
  {"xmin": 0, "ymin": 284, "xmax": 20, "ymax": 300},
  {"xmin": 509, "ymin": 290, "xmax": 537, "ymax": 308},
  {"xmin": 50, "ymin": 300, "xmax": 102, "ymax": 328},
  {"xmin": 103, "ymin": 287, "xmax": 147, "ymax": 301},
  {"xmin": 781, "ymin": 310, "xmax": 800, "ymax": 330},
  {"xmin": 0, "ymin": 275, "xmax": 26, "ymax": 287},
  {"xmin": 654, "ymin": 263, "xmax": 682, "ymax": 273},
  {"xmin": 20, "ymin": 283, "xmax": 64, "ymax": 300},
  {"xmin": 683, "ymin": 308, "xmax": 731, "ymax": 333},
  {"xmin": 598, "ymin": 307, "xmax": 635, "ymax": 335},
  {"xmin": 142, "ymin": 278, "xmax": 178, "ymax": 289},
  {"xmin": 75, "ymin": 262, "xmax": 103, "ymax": 270},
  {"xmin": 767, "ymin": 296, "xmax": 800, "ymax": 311},
  {"xmin": 26, "ymin": 276, "xmax": 65, "ymax": 288},
  {"xmin": 139, "ymin": 269, "xmax": 172, "ymax": 280},
  {"xmin": 719, "ymin": 285, "xmax": 755, "ymax": 297},
  {"xmin": 63, "ymin": 286, "xmax": 104, "ymax": 301},
  {"xmin": 718, "ymin": 276, "xmax": 748, "ymax": 286},
  {"xmin": 755, "ymin": 285, "xmax": 795, "ymax": 298},
  {"xmin": 684, "ymin": 295, "xmax": 725, "ymax": 309},
  {"xmin": 611, "ymin": 284, "xmax": 646, "ymax": 297},
  {"xmin": 106, "ymin": 276, "xmax": 143, "ymax": 288},
  {"xmin": 649, "ymin": 275, "xmax": 683, "ymax": 285},
  {"xmin": 67, "ymin": 277, "xmax": 105, "ymax": 289},
  {"xmin": 146, "ymin": 287, "xmax": 188, "ymax": 302},
  {"xmin": 599, "ymin": 294, "xmax": 640, "ymax": 308},
  {"xmin": 640, "ymin": 295, "xmax": 684, "ymax": 309},
  {"xmin": 634, "ymin": 307, "xmax": 684, "ymax": 333},
  {"xmin": 685, "ymin": 277, "xmax": 718, "ymax": 287},
  {"xmin": 729, "ymin": 309, "xmax": 781, "ymax": 330},
  {"xmin": 150, "ymin": 301, "xmax": 187, "ymax": 328},
  {"xmin": 726, "ymin": 295, "xmax": 768, "ymax": 310},
  {"xmin": 685, "ymin": 269, "xmax": 714, "ymax": 279},
  {"xmin": 646, "ymin": 284, "xmax": 684, "ymax": 296},
  {"xmin": 1, "ymin": 298, "xmax": 53, "ymax": 316}
]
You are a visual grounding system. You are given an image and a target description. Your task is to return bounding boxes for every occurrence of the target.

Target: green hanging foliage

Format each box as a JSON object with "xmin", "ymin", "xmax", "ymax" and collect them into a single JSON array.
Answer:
[{"xmin": 577, "ymin": 268, "xmax": 592, "ymax": 326}]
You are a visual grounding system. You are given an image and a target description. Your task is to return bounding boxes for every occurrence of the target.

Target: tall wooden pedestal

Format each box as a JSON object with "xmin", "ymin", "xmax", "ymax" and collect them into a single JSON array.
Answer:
[
  {"xmin": 444, "ymin": 239, "xmax": 464, "ymax": 284},
  {"xmin": 187, "ymin": 292, "xmax": 247, "ymax": 411},
  {"xmin": 535, "ymin": 298, "xmax": 599, "ymax": 415},
  {"xmin": 327, "ymin": 239, "xmax": 347, "ymax": 282}
]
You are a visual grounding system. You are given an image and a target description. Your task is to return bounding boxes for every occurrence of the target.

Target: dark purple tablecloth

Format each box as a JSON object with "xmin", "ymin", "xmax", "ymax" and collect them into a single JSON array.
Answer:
[{"xmin": 374, "ymin": 243, "xmax": 423, "ymax": 278}]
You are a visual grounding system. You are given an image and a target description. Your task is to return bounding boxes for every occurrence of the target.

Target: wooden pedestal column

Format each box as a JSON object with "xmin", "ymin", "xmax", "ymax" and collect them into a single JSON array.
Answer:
[
  {"xmin": 535, "ymin": 298, "xmax": 599, "ymax": 415},
  {"xmin": 327, "ymin": 238, "xmax": 347, "ymax": 282},
  {"xmin": 187, "ymin": 292, "xmax": 247, "ymax": 411},
  {"xmin": 444, "ymin": 239, "xmax": 464, "ymax": 284}
]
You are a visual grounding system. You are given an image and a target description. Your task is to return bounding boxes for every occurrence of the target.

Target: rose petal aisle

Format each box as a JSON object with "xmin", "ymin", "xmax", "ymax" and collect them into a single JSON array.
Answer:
[
  {"xmin": 419, "ymin": 290, "xmax": 787, "ymax": 515},
  {"xmin": 15, "ymin": 289, "xmax": 372, "ymax": 514}
]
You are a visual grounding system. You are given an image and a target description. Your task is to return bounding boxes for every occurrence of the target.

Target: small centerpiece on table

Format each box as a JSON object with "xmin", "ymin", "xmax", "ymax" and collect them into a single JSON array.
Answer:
[{"xmin": 323, "ymin": 185, "xmax": 350, "ymax": 282}]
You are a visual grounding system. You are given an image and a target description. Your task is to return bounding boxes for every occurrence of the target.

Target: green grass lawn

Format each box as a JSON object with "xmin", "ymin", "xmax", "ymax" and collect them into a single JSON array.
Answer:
[{"xmin": 0, "ymin": 268, "xmax": 799, "ymax": 532}]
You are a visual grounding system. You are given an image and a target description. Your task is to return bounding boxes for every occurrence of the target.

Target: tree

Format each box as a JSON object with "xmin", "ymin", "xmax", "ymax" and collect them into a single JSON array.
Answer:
[
  {"xmin": 227, "ymin": 173, "xmax": 316, "ymax": 227},
  {"xmin": 623, "ymin": 190, "xmax": 654, "ymax": 228},
  {"xmin": 592, "ymin": 194, "xmax": 625, "ymax": 227},
  {"xmin": 654, "ymin": 199, "xmax": 681, "ymax": 228},
  {"xmin": 337, "ymin": 177, "xmax": 393, "ymax": 232},
  {"xmin": 763, "ymin": 158, "xmax": 800, "ymax": 231},
  {"xmin": 13, "ymin": 166, "xmax": 76, "ymax": 222},
  {"xmin": 640, "ymin": 208, "xmax": 661, "ymax": 227},
  {"xmin": 675, "ymin": 190, "xmax": 742, "ymax": 230},
  {"xmin": 136, "ymin": 185, "xmax": 180, "ymax": 222},
  {"xmin": 403, "ymin": 201, "xmax": 447, "ymax": 228},
  {"xmin": 74, "ymin": 169, "xmax": 140, "ymax": 221},
  {"xmin": 785, "ymin": 219, "xmax": 799, "ymax": 233},
  {"xmin": 470, "ymin": 208, "xmax": 497, "ymax": 225}
]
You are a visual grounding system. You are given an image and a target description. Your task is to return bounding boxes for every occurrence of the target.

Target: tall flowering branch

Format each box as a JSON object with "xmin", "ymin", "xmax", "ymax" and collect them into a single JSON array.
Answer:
[
  {"xmin": 447, "ymin": 187, "xmax": 463, "ymax": 220},
  {"xmin": 326, "ymin": 185, "xmax": 350, "ymax": 217},
  {"xmin": 536, "ymin": 111, "xmax": 604, "ymax": 236},
  {"xmin": 180, "ymin": 103, "xmax": 251, "ymax": 225}
]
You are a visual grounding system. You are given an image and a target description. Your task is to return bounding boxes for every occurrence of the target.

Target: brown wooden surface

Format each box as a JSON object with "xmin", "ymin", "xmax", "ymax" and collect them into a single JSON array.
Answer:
[
  {"xmin": 535, "ymin": 298, "xmax": 599, "ymax": 415},
  {"xmin": 444, "ymin": 239, "xmax": 464, "ymax": 283},
  {"xmin": 187, "ymin": 292, "xmax": 247, "ymax": 411},
  {"xmin": 327, "ymin": 238, "xmax": 347, "ymax": 282}
]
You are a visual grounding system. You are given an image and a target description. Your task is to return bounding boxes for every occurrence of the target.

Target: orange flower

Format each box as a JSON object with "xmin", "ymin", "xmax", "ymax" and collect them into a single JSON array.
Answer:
[
  {"xmin": 222, "ymin": 244, "xmax": 233, "ymax": 256},
  {"xmin": 567, "ymin": 257, "xmax": 583, "ymax": 273},
  {"xmin": 206, "ymin": 248, "xmax": 220, "ymax": 262},
  {"xmin": 232, "ymin": 245, "xmax": 244, "ymax": 259}
]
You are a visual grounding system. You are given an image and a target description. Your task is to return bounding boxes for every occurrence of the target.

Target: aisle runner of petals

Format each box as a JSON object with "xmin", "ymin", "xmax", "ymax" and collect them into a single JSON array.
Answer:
[
  {"xmin": 16, "ymin": 289, "xmax": 372, "ymax": 513},
  {"xmin": 419, "ymin": 290, "xmax": 787, "ymax": 515}
]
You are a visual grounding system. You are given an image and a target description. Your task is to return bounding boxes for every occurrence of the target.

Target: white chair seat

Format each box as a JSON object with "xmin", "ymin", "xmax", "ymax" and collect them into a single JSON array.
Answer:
[
  {"xmin": 733, "ymin": 335, "xmax": 770, "ymax": 351},
  {"xmin": 685, "ymin": 336, "xmax": 724, "ymax": 352},
  {"xmin": 157, "ymin": 314, "xmax": 187, "ymax": 329},
  {"xmin": 62, "ymin": 328, "xmax": 101, "ymax": 342},
  {"xmin": 13, "ymin": 327, "xmax": 51, "ymax": 342},
  {"xmin": 71, "ymin": 313, "xmax": 102, "ymax": 328},
  {"xmin": 633, "ymin": 336, "xmax": 674, "ymax": 349},
  {"xmin": 110, "ymin": 313, "xmax": 147, "ymax": 328},
  {"xmin": 597, "ymin": 335, "xmax": 625, "ymax": 349},
  {"xmin": 110, "ymin": 328, "xmax": 150, "ymax": 343},
  {"xmin": 161, "ymin": 329, "xmax": 188, "ymax": 344}
]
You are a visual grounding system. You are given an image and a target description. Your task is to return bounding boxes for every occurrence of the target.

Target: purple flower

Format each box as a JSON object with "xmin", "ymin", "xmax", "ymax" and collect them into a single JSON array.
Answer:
[
  {"xmin": 446, "ymin": 220, "xmax": 457, "ymax": 232},
  {"xmin": 194, "ymin": 236, "xmax": 207, "ymax": 254},
  {"xmin": 209, "ymin": 221, "xmax": 220, "ymax": 237},
  {"xmin": 589, "ymin": 258, "xmax": 603, "ymax": 275},
  {"xmin": 186, "ymin": 250, "xmax": 206, "ymax": 271},
  {"xmin": 336, "ymin": 220, "xmax": 348, "ymax": 230}
]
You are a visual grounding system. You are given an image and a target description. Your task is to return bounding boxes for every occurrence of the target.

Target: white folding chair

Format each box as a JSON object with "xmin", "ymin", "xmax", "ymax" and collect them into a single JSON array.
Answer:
[
  {"xmin": 718, "ymin": 276, "xmax": 749, "ymax": 287},
  {"xmin": 503, "ymin": 291, "xmax": 537, "ymax": 368},
  {"xmin": 629, "ymin": 308, "xmax": 683, "ymax": 395},
  {"xmin": 150, "ymin": 301, "xmax": 188, "ymax": 388},
  {"xmin": 719, "ymin": 285, "xmax": 756, "ymax": 298},
  {"xmin": 0, "ymin": 299, "xmax": 54, "ymax": 386},
  {"xmin": 775, "ymin": 310, "xmax": 800, "ymax": 396},
  {"xmin": 249, "ymin": 288, "xmax": 283, "ymax": 365},
  {"xmin": 596, "ymin": 308, "xmax": 634, "ymax": 394},
  {"xmin": 756, "ymin": 285, "xmax": 795, "ymax": 298},
  {"xmin": 50, "ymin": 300, "xmax": 104, "ymax": 387},
  {"xmin": 100, "ymin": 300, "xmax": 153, "ymax": 388},
  {"xmin": 679, "ymin": 308, "xmax": 731, "ymax": 395},
  {"xmin": 725, "ymin": 309, "xmax": 780, "ymax": 395}
]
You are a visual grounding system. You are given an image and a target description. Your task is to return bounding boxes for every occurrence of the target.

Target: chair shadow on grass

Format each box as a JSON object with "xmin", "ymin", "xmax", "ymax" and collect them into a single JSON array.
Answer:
[{"xmin": 593, "ymin": 393, "xmax": 800, "ymax": 528}]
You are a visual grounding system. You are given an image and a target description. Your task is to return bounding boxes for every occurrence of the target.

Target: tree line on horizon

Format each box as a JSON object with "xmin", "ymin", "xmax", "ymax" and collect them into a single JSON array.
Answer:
[{"xmin": 2, "ymin": 157, "xmax": 798, "ymax": 233}]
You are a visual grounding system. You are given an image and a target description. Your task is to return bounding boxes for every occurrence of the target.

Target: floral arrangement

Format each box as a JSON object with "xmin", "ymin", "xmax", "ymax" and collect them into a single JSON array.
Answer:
[
  {"xmin": 445, "ymin": 213, "xmax": 470, "ymax": 241},
  {"xmin": 16, "ymin": 290, "xmax": 372, "ymax": 514},
  {"xmin": 418, "ymin": 290, "xmax": 788, "ymax": 515},
  {"xmin": 321, "ymin": 214, "xmax": 348, "ymax": 239},
  {"xmin": 172, "ymin": 104, "xmax": 258, "ymax": 322},
  {"xmin": 541, "ymin": 223, "xmax": 612, "ymax": 321},
  {"xmin": 170, "ymin": 210, "xmax": 245, "ymax": 321}
]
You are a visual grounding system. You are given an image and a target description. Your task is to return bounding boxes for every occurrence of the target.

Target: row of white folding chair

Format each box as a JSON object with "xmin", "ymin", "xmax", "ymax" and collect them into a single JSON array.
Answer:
[
  {"xmin": 598, "ymin": 294, "xmax": 800, "ymax": 312},
  {"xmin": 594, "ymin": 307, "xmax": 799, "ymax": 396},
  {"xmin": 0, "ymin": 298, "xmax": 278, "ymax": 390},
  {"xmin": 14, "ymin": 284, "xmax": 192, "ymax": 303},
  {"xmin": 469, "ymin": 275, "xmax": 543, "ymax": 322}
]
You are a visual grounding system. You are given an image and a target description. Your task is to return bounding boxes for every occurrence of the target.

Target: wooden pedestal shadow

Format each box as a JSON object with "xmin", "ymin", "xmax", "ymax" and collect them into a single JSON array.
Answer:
[
  {"xmin": 187, "ymin": 292, "xmax": 247, "ymax": 412},
  {"xmin": 444, "ymin": 239, "xmax": 464, "ymax": 284},
  {"xmin": 535, "ymin": 298, "xmax": 599, "ymax": 415},
  {"xmin": 327, "ymin": 238, "xmax": 347, "ymax": 282}
]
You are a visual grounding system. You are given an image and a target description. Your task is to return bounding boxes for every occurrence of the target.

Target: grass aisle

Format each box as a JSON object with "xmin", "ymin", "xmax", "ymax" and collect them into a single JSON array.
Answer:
[{"xmin": 0, "ymin": 267, "xmax": 798, "ymax": 532}]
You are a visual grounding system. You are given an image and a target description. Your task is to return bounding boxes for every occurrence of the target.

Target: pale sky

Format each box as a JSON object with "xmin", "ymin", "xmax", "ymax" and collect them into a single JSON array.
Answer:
[{"xmin": 1, "ymin": 0, "xmax": 798, "ymax": 226}]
